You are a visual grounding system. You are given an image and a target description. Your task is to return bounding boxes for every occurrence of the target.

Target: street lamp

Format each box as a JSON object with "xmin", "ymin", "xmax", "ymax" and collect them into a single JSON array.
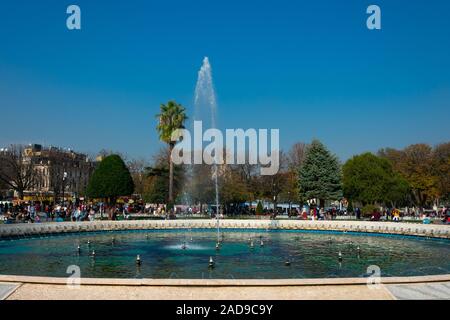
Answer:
[
  {"xmin": 288, "ymin": 191, "xmax": 291, "ymax": 216},
  {"xmin": 62, "ymin": 171, "xmax": 67, "ymax": 206},
  {"xmin": 272, "ymin": 183, "xmax": 276, "ymax": 213}
]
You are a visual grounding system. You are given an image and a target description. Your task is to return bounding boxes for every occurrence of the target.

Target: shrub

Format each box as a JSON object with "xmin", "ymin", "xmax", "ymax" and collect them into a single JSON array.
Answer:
[
  {"xmin": 347, "ymin": 201, "xmax": 354, "ymax": 213},
  {"xmin": 361, "ymin": 204, "xmax": 379, "ymax": 217},
  {"xmin": 86, "ymin": 155, "xmax": 134, "ymax": 203},
  {"xmin": 256, "ymin": 201, "xmax": 263, "ymax": 215}
]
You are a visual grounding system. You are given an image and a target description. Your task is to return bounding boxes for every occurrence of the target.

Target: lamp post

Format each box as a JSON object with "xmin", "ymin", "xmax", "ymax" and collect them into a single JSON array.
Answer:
[
  {"xmin": 272, "ymin": 183, "xmax": 276, "ymax": 213},
  {"xmin": 288, "ymin": 191, "xmax": 291, "ymax": 216},
  {"xmin": 62, "ymin": 171, "xmax": 67, "ymax": 206}
]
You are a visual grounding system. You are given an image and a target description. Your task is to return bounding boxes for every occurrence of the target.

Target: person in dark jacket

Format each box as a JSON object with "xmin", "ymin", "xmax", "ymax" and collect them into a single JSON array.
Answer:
[{"xmin": 355, "ymin": 207, "xmax": 361, "ymax": 220}]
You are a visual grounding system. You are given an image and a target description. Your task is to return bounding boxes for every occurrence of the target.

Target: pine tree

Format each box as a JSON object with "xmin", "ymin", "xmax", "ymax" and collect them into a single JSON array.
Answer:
[{"xmin": 298, "ymin": 140, "xmax": 342, "ymax": 207}]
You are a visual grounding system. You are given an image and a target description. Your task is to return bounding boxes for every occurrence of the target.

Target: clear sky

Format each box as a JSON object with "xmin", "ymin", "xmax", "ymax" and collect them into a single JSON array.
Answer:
[{"xmin": 1, "ymin": 0, "xmax": 449, "ymax": 162}]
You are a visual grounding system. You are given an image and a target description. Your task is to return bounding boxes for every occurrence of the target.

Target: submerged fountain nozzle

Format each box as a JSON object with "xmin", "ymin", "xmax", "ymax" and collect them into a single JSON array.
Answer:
[
  {"xmin": 91, "ymin": 250, "xmax": 96, "ymax": 257},
  {"xmin": 338, "ymin": 251, "xmax": 343, "ymax": 262},
  {"xmin": 182, "ymin": 242, "xmax": 187, "ymax": 250},
  {"xmin": 260, "ymin": 240, "xmax": 264, "ymax": 247},
  {"xmin": 136, "ymin": 255, "xmax": 142, "ymax": 265},
  {"xmin": 250, "ymin": 241, "xmax": 254, "ymax": 249},
  {"xmin": 87, "ymin": 240, "xmax": 91, "ymax": 246},
  {"xmin": 77, "ymin": 245, "xmax": 81, "ymax": 253},
  {"xmin": 215, "ymin": 243, "xmax": 220, "ymax": 250},
  {"xmin": 208, "ymin": 256, "xmax": 215, "ymax": 268},
  {"xmin": 285, "ymin": 260, "xmax": 291, "ymax": 266}
]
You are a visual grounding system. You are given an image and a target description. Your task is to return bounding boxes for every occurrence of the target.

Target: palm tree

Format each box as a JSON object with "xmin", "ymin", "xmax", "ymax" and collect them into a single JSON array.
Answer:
[{"xmin": 156, "ymin": 101, "xmax": 188, "ymax": 205}]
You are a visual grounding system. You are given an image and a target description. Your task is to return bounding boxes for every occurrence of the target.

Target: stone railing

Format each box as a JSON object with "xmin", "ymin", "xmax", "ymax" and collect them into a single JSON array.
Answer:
[{"xmin": 0, "ymin": 219, "xmax": 449, "ymax": 240}]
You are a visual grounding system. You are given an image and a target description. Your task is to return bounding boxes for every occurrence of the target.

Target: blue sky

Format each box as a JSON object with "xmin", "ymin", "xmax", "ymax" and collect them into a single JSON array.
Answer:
[{"xmin": 0, "ymin": 0, "xmax": 449, "ymax": 162}]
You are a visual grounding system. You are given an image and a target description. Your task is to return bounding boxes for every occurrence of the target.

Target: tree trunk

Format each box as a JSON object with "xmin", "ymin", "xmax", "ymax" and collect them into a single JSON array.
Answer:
[
  {"xmin": 168, "ymin": 143, "xmax": 174, "ymax": 204},
  {"xmin": 273, "ymin": 196, "xmax": 277, "ymax": 214},
  {"xmin": 319, "ymin": 199, "xmax": 325, "ymax": 209},
  {"xmin": 18, "ymin": 189, "xmax": 24, "ymax": 200}
]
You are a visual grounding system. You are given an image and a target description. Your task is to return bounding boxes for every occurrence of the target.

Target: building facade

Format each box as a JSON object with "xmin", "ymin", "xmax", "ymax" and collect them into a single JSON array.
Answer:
[{"xmin": 21, "ymin": 144, "xmax": 97, "ymax": 201}]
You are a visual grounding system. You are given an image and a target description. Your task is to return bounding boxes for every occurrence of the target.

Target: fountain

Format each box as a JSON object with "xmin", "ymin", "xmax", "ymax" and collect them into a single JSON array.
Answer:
[
  {"xmin": 208, "ymin": 256, "xmax": 215, "ymax": 268},
  {"xmin": 193, "ymin": 57, "xmax": 221, "ymax": 245},
  {"xmin": 1, "ymin": 230, "xmax": 449, "ymax": 279}
]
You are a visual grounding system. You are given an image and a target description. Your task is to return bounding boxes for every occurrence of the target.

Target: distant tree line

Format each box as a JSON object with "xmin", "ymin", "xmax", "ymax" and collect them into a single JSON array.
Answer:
[
  {"xmin": 2, "ymin": 99, "xmax": 448, "ymax": 213},
  {"xmin": 137, "ymin": 140, "xmax": 449, "ymax": 214}
]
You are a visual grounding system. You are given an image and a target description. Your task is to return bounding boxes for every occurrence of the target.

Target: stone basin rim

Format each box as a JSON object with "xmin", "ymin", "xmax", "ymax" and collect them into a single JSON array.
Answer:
[
  {"xmin": 1, "ymin": 221, "xmax": 449, "ymax": 284},
  {"xmin": 0, "ymin": 274, "xmax": 449, "ymax": 286},
  {"xmin": 0, "ymin": 220, "xmax": 449, "ymax": 241}
]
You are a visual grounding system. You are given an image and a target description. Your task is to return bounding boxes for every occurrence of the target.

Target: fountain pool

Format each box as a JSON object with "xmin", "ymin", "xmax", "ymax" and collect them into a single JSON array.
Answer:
[{"xmin": 0, "ymin": 229, "xmax": 448, "ymax": 279}]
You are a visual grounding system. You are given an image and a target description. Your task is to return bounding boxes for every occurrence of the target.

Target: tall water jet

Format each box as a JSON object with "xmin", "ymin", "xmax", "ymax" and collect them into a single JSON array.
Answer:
[
  {"xmin": 194, "ymin": 57, "xmax": 220, "ymax": 243},
  {"xmin": 195, "ymin": 57, "xmax": 218, "ymax": 129}
]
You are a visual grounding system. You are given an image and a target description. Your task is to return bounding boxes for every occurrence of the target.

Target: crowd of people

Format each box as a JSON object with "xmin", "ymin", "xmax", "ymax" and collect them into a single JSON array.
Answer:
[
  {"xmin": 0, "ymin": 200, "xmax": 197, "ymax": 223},
  {"xmin": 0, "ymin": 202, "xmax": 95, "ymax": 223},
  {"xmin": 355, "ymin": 206, "xmax": 450, "ymax": 224},
  {"xmin": 0, "ymin": 200, "xmax": 449, "ymax": 224}
]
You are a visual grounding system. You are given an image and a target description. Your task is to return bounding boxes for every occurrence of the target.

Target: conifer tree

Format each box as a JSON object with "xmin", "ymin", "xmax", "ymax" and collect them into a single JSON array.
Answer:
[
  {"xmin": 298, "ymin": 140, "xmax": 342, "ymax": 207},
  {"xmin": 86, "ymin": 155, "xmax": 134, "ymax": 204}
]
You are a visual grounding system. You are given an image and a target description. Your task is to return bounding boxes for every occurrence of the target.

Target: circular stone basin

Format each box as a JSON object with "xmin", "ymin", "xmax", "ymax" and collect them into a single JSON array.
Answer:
[{"xmin": 0, "ymin": 229, "xmax": 449, "ymax": 279}]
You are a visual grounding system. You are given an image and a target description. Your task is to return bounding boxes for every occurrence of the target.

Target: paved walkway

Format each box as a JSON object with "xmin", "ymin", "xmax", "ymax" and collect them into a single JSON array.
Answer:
[
  {"xmin": 386, "ymin": 282, "xmax": 450, "ymax": 300},
  {"xmin": 0, "ymin": 283, "xmax": 20, "ymax": 300},
  {"xmin": 6, "ymin": 282, "xmax": 450, "ymax": 300},
  {"xmin": 6, "ymin": 283, "xmax": 396, "ymax": 300}
]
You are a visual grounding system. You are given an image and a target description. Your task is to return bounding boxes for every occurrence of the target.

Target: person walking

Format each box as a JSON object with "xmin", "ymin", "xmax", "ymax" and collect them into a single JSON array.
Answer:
[{"xmin": 355, "ymin": 207, "xmax": 361, "ymax": 220}]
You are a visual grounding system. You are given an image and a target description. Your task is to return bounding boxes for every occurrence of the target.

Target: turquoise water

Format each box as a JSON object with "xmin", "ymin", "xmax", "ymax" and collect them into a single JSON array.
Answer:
[{"xmin": 0, "ymin": 229, "xmax": 449, "ymax": 279}]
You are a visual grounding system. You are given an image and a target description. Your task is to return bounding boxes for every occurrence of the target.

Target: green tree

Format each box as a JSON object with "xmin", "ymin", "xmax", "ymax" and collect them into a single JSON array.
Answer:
[
  {"xmin": 142, "ymin": 147, "xmax": 184, "ymax": 204},
  {"xmin": 343, "ymin": 153, "xmax": 409, "ymax": 207},
  {"xmin": 347, "ymin": 201, "xmax": 354, "ymax": 214},
  {"xmin": 256, "ymin": 201, "xmax": 264, "ymax": 215},
  {"xmin": 185, "ymin": 163, "xmax": 216, "ymax": 212},
  {"xmin": 143, "ymin": 170, "xmax": 169, "ymax": 204},
  {"xmin": 298, "ymin": 140, "xmax": 342, "ymax": 207},
  {"xmin": 379, "ymin": 144, "xmax": 438, "ymax": 206},
  {"xmin": 156, "ymin": 101, "xmax": 188, "ymax": 205},
  {"xmin": 432, "ymin": 142, "xmax": 450, "ymax": 203},
  {"xmin": 86, "ymin": 155, "xmax": 134, "ymax": 203},
  {"xmin": 219, "ymin": 166, "xmax": 251, "ymax": 214}
]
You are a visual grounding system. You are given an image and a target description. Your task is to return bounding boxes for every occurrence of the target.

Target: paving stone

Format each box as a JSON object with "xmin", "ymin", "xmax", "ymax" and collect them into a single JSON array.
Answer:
[
  {"xmin": 386, "ymin": 282, "xmax": 450, "ymax": 300},
  {"xmin": 0, "ymin": 283, "xmax": 20, "ymax": 300}
]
